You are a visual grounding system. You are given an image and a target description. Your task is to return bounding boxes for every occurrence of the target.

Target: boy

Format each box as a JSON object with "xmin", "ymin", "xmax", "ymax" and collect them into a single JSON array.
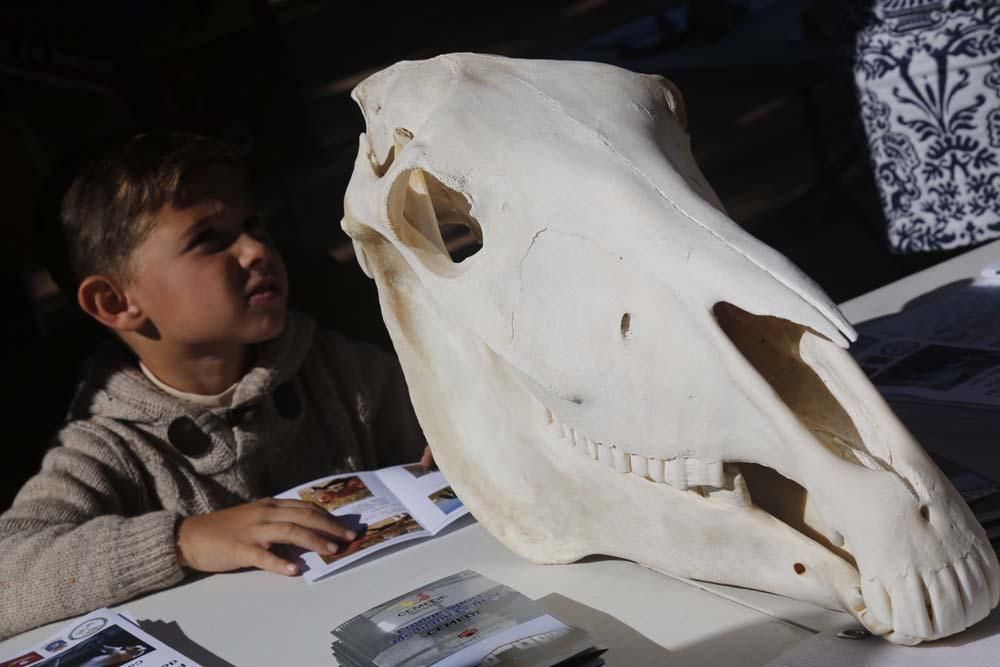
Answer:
[{"xmin": 0, "ymin": 132, "xmax": 429, "ymax": 638}]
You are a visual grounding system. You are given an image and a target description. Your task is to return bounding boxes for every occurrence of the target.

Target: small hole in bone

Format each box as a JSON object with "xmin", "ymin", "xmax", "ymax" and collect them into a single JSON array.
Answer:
[
  {"xmin": 794, "ymin": 563, "xmax": 806, "ymax": 575},
  {"xmin": 920, "ymin": 505, "xmax": 930, "ymax": 521},
  {"xmin": 620, "ymin": 313, "xmax": 632, "ymax": 338}
]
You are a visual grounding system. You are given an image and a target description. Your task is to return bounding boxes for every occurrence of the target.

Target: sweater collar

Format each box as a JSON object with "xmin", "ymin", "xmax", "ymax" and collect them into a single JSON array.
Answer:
[{"xmin": 72, "ymin": 311, "xmax": 316, "ymax": 425}]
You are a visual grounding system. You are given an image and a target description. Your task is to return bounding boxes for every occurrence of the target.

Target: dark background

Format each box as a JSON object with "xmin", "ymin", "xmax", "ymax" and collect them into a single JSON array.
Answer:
[{"xmin": 0, "ymin": 0, "xmax": 982, "ymax": 507}]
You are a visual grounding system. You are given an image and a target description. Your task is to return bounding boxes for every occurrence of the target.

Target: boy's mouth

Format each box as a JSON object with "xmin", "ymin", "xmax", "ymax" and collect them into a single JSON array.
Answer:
[{"xmin": 246, "ymin": 277, "xmax": 281, "ymax": 305}]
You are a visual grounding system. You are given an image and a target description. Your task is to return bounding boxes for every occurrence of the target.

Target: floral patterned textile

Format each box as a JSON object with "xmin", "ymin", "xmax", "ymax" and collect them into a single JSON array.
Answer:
[{"xmin": 853, "ymin": 1, "xmax": 1000, "ymax": 253}]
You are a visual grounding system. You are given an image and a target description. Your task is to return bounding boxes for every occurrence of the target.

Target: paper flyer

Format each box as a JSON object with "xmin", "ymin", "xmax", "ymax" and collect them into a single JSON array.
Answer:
[{"xmin": 0, "ymin": 608, "xmax": 202, "ymax": 667}]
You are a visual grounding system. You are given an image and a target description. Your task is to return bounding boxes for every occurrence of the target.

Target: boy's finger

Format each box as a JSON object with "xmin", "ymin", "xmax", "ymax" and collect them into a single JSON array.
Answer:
[
  {"xmin": 267, "ymin": 508, "xmax": 357, "ymax": 541},
  {"xmin": 304, "ymin": 505, "xmax": 357, "ymax": 534},
  {"xmin": 270, "ymin": 498, "xmax": 322, "ymax": 511},
  {"xmin": 300, "ymin": 503, "xmax": 338, "ymax": 520},
  {"xmin": 421, "ymin": 447, "xmax": 435, "ymax": 471},
  {"xmin": 244, "ymin": 545, "xmax": 300, "ymax": 576},
  {"xmin": 268, "ymin": 499, "xmax": 343, "ymax": 525},
  {"xmin": 259, "ymin": 522, "xmax": 342, "ymax": 556}
]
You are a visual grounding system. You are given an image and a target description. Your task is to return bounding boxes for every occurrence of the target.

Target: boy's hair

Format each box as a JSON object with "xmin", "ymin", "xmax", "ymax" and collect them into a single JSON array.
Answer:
[{"xmin": 58, "ymin": 131, "xmax": 245, "ymax": 289}]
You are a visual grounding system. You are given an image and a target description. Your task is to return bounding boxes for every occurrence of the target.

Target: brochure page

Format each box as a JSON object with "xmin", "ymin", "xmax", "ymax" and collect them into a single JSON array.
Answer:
[
  {"xmin": 277, "ymin": 471, "xmax": 431, "ymax": 582},
  {"xmin": 0, "ymin": 608, "xmax": 202, "ymax": 667},
  {"xmin": 375, "ymin": 464, "xmax": 469, "ymax": 533}
]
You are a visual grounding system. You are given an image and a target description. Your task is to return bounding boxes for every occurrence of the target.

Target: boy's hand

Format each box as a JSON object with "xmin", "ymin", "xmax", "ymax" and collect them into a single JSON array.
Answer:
[
  {"xmin": 421, "ymin": 446, "xmax": 436, "ymax": 471},
  {"xmin": 175, "ymin": 498, "xmax": 356, "ymax": 576}
]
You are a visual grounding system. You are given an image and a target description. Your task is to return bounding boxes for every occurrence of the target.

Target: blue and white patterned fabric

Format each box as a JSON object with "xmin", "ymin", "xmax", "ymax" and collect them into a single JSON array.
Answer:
[{"xmin": 852, "ymin": 1, "xmax": 1000, "ymax": 253}]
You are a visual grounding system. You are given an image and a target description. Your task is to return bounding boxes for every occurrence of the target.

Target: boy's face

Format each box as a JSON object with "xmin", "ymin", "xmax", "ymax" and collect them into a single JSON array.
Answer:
[{"xmin": 126, "ymin": 164, "xmax": 288, "ymax": 349}]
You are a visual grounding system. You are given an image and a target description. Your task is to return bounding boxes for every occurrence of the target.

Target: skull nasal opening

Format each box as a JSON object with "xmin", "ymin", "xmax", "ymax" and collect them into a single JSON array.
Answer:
[
  {"xmin": 712, "ymin": 301, "xmax": 877, "ymax": 469},
  {"xmin": 388, "ymin": 167, "xmax": 484, "ymax": 270}
]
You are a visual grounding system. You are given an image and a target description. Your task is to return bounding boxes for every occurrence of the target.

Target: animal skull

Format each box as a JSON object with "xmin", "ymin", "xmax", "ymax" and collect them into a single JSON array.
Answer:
[{"xmin": 341, "ymin": 53, "xmax": 999, "ymax": 644}]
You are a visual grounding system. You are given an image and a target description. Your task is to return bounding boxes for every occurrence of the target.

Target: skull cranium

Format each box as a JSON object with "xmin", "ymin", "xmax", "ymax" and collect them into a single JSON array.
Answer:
[{"xmin": 341, "ymin": 53, "xmax": 1000, "ymax": 644}]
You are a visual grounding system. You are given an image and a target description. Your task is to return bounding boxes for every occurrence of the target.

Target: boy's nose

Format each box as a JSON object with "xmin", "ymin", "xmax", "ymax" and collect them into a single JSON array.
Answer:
[{"xmin": 235, "ymin": 232, "xmax": 272, "ymax": 270}]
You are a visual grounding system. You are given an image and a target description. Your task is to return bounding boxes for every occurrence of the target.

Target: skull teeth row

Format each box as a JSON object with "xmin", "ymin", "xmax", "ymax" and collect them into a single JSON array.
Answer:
[{"xmin": 544, "ymin": 408, "xmax": 725, "ymax": 490}]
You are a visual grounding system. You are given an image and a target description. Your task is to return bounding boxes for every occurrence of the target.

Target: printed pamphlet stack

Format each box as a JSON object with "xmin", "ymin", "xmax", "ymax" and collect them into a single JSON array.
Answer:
[
  {"xmin": 276, "ymin": 462, "xmax": 469, "ymax": 581},
  {"xmin": 0, "ymin": 608, "xmax": 201, "ymax": 667},
  {"xmin": 330, "ymin": 570, "xmax": 607, "ymax": 666}
]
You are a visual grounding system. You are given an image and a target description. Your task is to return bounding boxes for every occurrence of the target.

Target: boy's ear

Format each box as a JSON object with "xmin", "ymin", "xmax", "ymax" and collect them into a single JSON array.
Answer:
[{"xmin": 77, "ymin": 275, "xmax": 145, "ymax": 332}]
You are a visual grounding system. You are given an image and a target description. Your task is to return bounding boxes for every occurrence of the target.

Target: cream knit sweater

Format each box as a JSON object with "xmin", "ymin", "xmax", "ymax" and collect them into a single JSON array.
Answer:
[{"xmin": 0, "ymin": 312, "xmax": 426, "ymax": 638}]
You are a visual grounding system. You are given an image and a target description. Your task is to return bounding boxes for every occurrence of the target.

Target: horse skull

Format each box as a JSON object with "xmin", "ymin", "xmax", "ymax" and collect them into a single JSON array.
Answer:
[{"xmin": 341, "ymin": 53, "xmax": 999, "ymax": 644}]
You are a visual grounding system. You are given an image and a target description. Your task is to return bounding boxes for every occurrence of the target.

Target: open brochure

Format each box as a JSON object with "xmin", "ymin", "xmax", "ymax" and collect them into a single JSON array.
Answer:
[
  {"xmin": 330, "ymin": 570, "xmax": 606, "ymax": 667},
  {"xmin": 276, "ymin": 462, "xmax": 469, "ymax": 582},
  {"xmin": 0, "ymin": 608, "xmax": 201, "ymax": 667}
]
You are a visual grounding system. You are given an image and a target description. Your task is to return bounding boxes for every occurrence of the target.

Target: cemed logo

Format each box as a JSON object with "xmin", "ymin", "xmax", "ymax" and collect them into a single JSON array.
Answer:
[{"xmin": 398, "ymin": 591, "xmax": 432, "ymax": 608}]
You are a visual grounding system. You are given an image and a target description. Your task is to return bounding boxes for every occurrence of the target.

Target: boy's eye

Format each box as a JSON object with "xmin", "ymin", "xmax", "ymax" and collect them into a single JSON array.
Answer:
[
  {"xmin": 193, "ymin": 230, "xmax": 220, "ymax": 246},
  {"xmin": 189, "ymin": 227, "xmax": 229, "ymax": 252},
  {"xmin": 187, "ymin": 214, "xmax": 268, "ymax": 252}
]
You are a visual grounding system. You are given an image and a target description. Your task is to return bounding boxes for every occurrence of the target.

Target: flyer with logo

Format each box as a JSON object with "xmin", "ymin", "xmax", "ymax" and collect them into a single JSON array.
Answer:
[
  {"xmin": 330, "ymin": 570, "xmax": 605, "ymax": 666},
  {"xmin": 0, "ymin": 608, "xmax": 202, "ymax": 667}
]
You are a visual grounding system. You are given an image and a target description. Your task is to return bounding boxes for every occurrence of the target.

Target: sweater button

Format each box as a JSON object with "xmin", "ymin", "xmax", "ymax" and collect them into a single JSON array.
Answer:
[{"xmin": 167, "ymin": 417, "xmax": 212, "ymax": 458}]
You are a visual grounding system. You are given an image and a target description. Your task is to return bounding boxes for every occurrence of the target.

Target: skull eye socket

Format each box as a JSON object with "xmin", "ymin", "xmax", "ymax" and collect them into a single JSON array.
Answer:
[{"xmin": 388, "ymin": 167, "xmax": 484, "ymax": 271}]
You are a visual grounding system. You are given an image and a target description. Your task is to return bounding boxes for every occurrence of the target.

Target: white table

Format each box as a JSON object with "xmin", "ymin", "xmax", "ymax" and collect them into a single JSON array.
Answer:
[{"xmin": 4, "ymin": 239, "xmax": 999, "ymax": 666}]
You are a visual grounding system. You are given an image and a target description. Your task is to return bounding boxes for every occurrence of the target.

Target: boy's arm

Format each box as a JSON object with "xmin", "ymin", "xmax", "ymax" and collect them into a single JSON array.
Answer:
[
  {"xmin": 0, "ymin": 426, "xmax": 183, "ymax": 640},
  {"xmin": 316, "ymin": 331, "xmax": 428, "ymax": 468}
]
